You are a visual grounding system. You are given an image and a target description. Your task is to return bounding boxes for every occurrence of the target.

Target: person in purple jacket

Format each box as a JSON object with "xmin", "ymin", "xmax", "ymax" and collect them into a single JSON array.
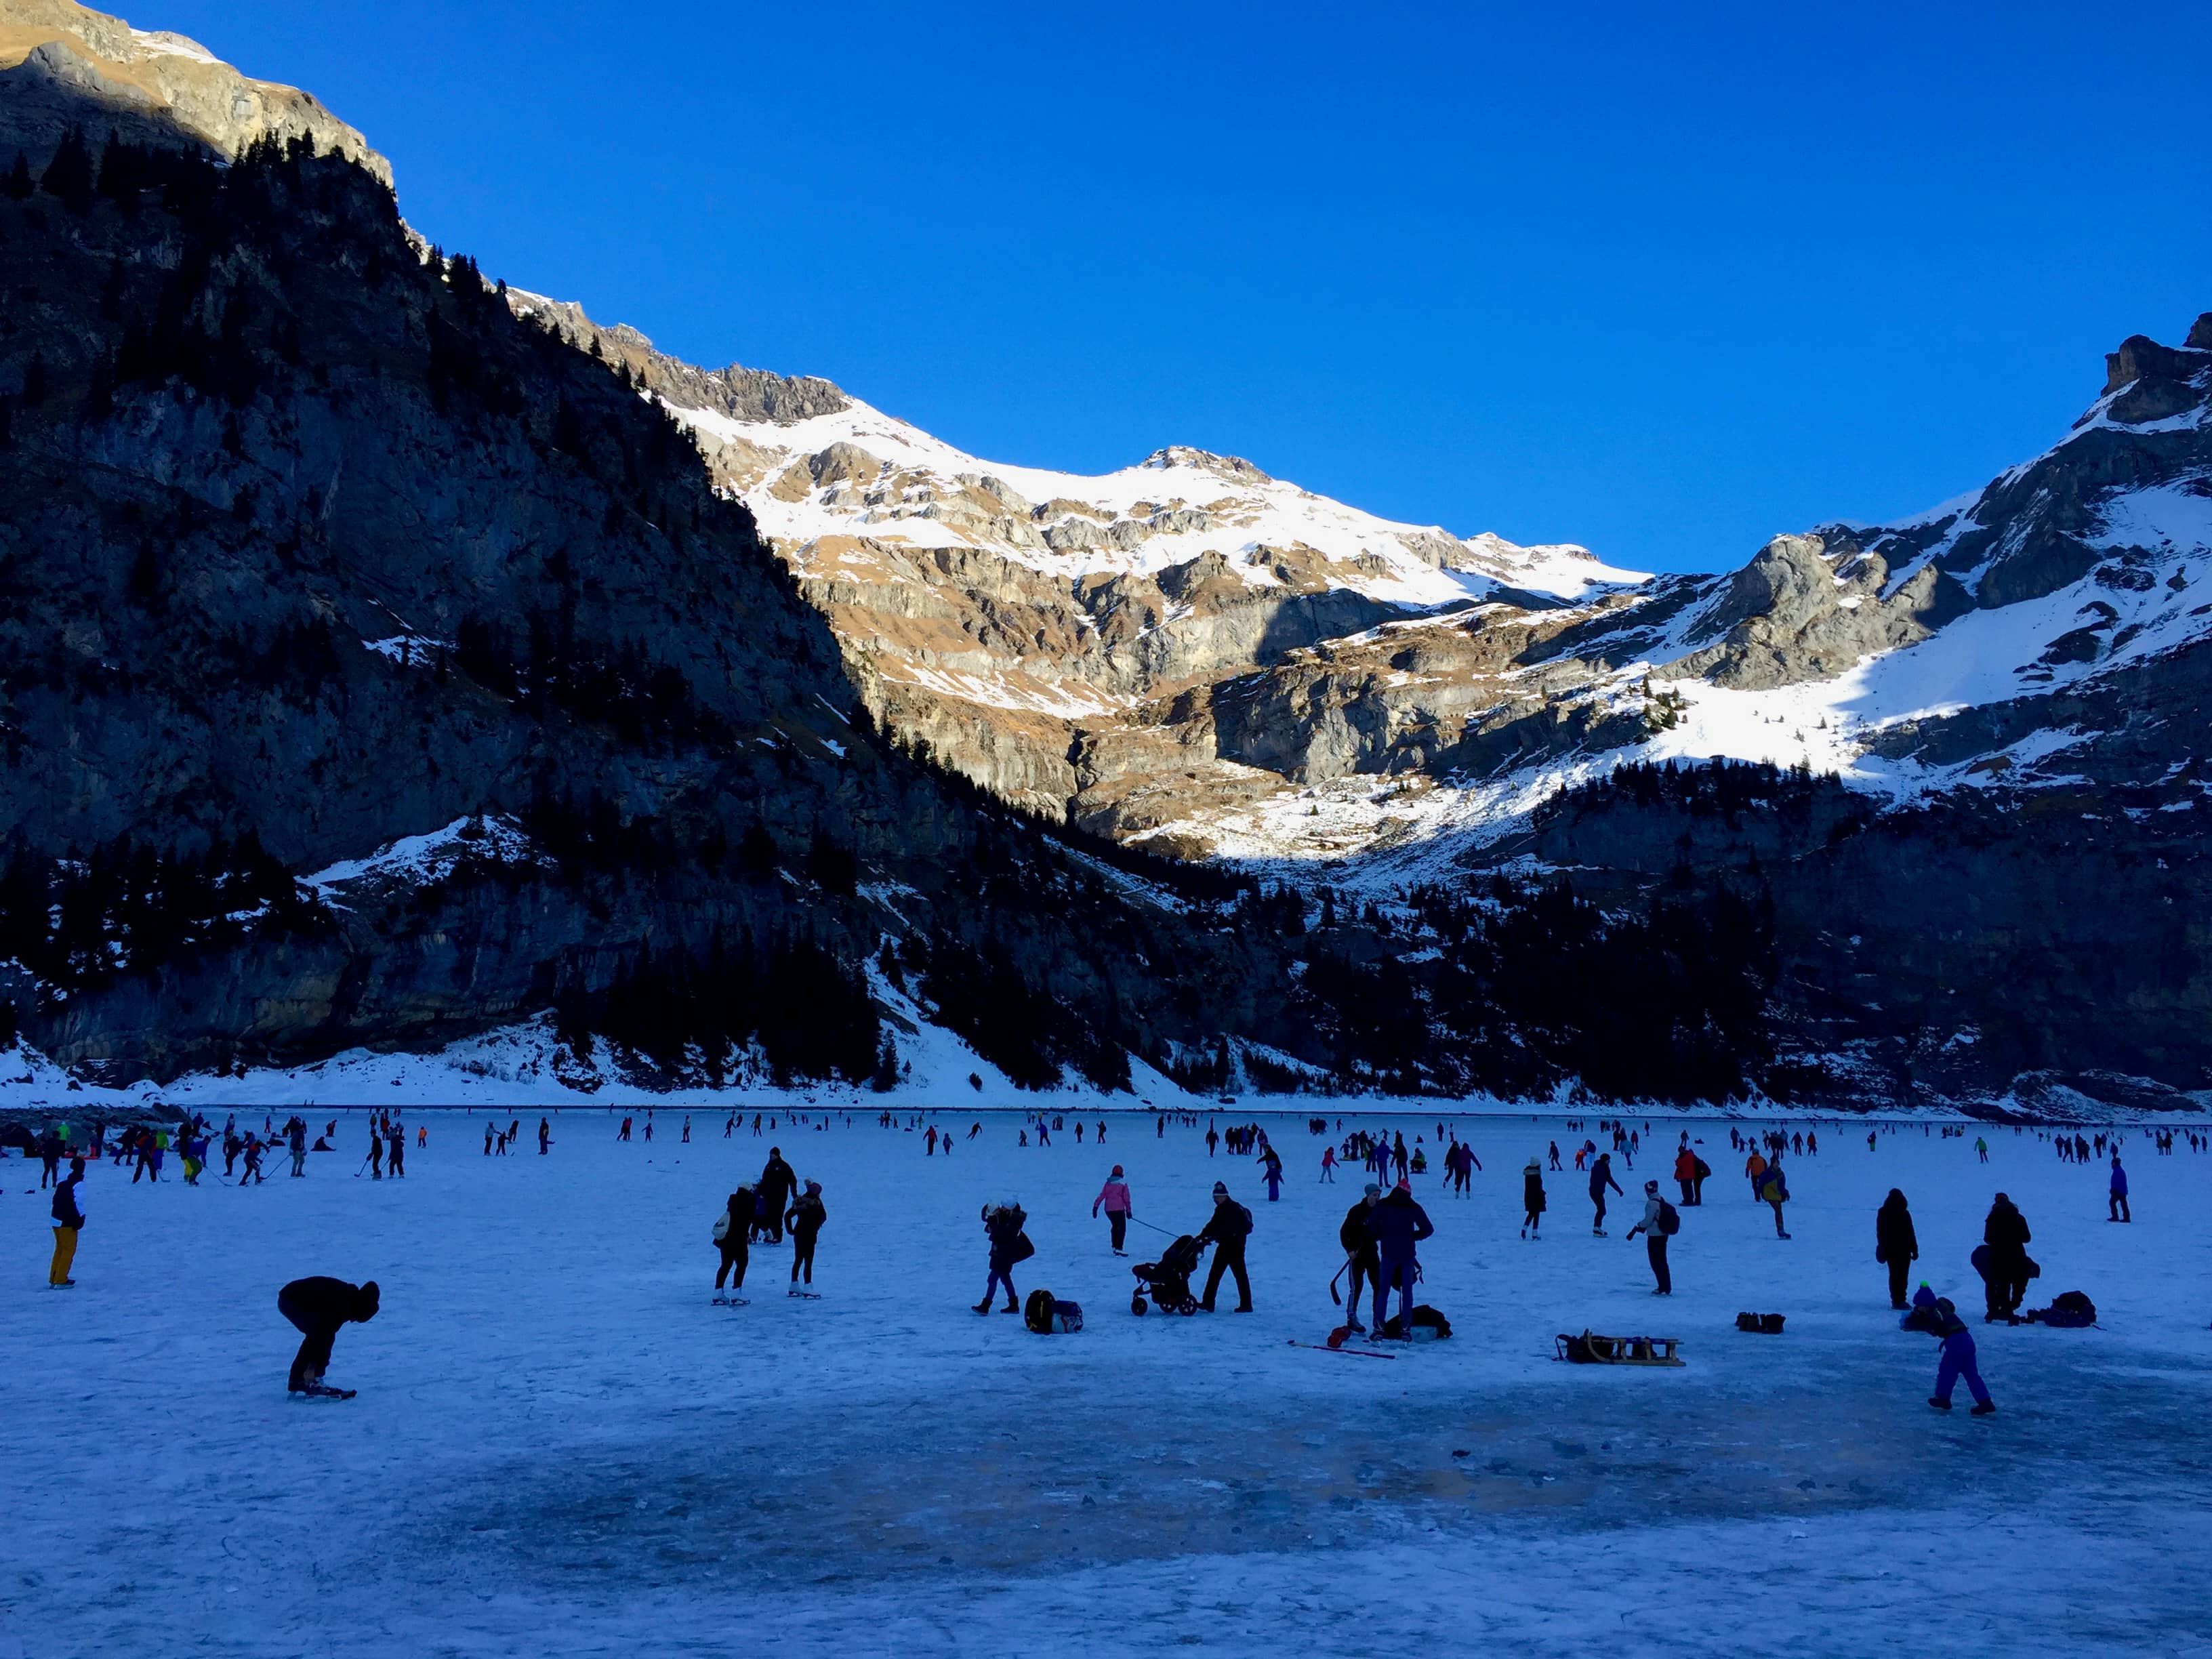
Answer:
[
  {"xmin": 1925, "ymin": 1296, "xmax": 1996, "ymax": 1415},
  {"xmin": 2108, "ymin": 1155, "xmax": 2130, "ymax": 1223},
  {"xmin": 1092, "ymin": 1166, "xmax": 1133, "ymax": 1255}
]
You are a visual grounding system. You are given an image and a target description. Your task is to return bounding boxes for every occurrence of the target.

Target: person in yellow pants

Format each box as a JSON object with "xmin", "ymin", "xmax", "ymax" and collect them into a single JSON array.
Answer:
[{"xmin": 49, "ymin": 1157, "xmax": 85, "ymax": 1286}]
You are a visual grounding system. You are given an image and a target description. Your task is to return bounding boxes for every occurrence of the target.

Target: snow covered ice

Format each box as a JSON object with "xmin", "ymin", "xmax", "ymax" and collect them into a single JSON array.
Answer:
[{"xmin": 5, "ymin": 1109, "xmax": 2210, "ymax": 1657}]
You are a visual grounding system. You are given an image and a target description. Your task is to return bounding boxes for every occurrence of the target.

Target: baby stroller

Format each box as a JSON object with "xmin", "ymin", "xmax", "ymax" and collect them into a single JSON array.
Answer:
[{"xmin": 1131, "ymin": 1234, "xmax": 1206, "ymax": 1315}]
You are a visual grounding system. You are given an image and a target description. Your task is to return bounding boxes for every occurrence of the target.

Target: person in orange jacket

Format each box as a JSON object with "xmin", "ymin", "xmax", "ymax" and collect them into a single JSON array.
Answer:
[{"xmin": 1744, "ymin": 1147, "xmax": 1768, "ymax": 1202}]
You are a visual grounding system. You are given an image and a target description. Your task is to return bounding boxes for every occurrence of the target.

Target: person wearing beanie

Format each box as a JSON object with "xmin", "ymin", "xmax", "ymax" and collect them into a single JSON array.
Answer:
[
  {"xmin": 785, "ymin": 1180, "xmax": 827, "ymax": 1290},
  {"xmin": 1875, "ymin": 1189, "xmax": 1919, "ymax": 1308},
  {"xmin": 1521, "ymin": 1158, "xmax": 1547, "ymax": 1240},
  {"xmin": 1338, "ymin": 1183, "xmax": 1384, "ymax": 1332},
  {"xmin": 276, "ymin": 1276, "xmax": 380, "ymax": 1396},
  {"xmin": 1625, "ymin": 1179, "xmax": 1673, "ymax": 1294},
  {"xmin": 1365, "ymin": 1176, "xmax": 1434, "ymax": 1336},
  {"xmin": 1197, "ymin": 1183, "xmax": 1254, "ymax": 1311},
  {"xmin": 1092, "ymin": 1166, "xmax": 1134, "ymax": 1254},
  {"xmin": 1925, "ymin": 1296, "xmax": 1996, "ymax": 1415},
  {"xmin": 1589, "ymin": 1151, "xmax": 1622, "ymax": 1235},
  {"xmin": 49, "ymin": 1157, "xmax": 87, "ymax": 1287}
]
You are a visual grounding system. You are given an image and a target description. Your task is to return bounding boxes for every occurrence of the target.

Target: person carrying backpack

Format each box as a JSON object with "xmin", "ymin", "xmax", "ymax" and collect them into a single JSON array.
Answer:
[
  {"xmin": 49, "ymin": 1157, "xmax": 86, "ymax": 1287},
  {"xmin": 1197, "ymin": 1183, "xmax": 1254, "ymax": 1312},
  {"xmin": 713, "ymin": 1188, "xmax": 753, "ymax": 1301},
  {"xmin": 1757, "ymin": 1156, "xmax": 1790, "ymax": 1238},
  {"xmin": 1626, "ymin": 1179, "xmax": 1676, "ymax": 1294},
  {"xmin": 975, "ymin": 1201, "xmax": 1030, "ymax": 1314},
  {"xmin": 1875, "ymin": 1189, "xmax": 1919, "ymax": 1308}
]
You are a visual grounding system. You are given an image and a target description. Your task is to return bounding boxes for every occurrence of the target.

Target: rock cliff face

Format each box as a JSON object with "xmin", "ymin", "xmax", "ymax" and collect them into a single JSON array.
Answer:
[
  {"xmin": 3, "ymin": 1, "xmax": 2208, "ymax": 1109},
  {"xmin": 1, "ymin": 0, "xmax": 386, "ymax": 182}
]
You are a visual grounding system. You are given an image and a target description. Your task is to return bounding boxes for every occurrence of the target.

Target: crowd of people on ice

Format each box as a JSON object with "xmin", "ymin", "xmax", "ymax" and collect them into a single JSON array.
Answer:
[{"xmin": 14, "ymin": 1101, "xmax": 2198, "ymax": 1408}]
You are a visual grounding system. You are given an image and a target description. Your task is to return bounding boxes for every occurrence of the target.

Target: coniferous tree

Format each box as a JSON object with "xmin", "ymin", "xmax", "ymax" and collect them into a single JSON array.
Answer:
[{"xmin": 39, "ymin": 128, "xmax": 94, "ymax": 213}]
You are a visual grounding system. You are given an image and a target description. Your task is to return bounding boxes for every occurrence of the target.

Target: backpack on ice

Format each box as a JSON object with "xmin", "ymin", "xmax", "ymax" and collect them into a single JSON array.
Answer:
[
  {"xmin": 1656, "ymin": 1200, "xmax": 1680, "ymax": 1236},
  {"xmin": 1380, "ymin": 1304, "xmax": 1452, "ymax": 1342},
  {"xmin": 1023, "ymin": 1288, "xmax": 1083, "ymax": 1334}
]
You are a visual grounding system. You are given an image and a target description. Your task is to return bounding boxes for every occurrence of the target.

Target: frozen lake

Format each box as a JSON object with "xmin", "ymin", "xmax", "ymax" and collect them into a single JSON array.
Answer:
[{"xmin": 5, "ymin": 1108, "xmax": 2209, "ymax": 1657}]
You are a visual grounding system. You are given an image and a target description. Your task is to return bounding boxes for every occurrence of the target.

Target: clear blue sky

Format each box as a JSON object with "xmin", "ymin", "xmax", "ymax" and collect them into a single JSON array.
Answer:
[{"xmin": 147, "ymin": 1, "xmax": 2211, "ymax": 572}]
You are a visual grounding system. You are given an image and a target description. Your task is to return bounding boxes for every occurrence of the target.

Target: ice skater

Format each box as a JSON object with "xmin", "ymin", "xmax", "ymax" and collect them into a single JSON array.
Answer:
[
  {"xmin": 277, "ymin": 1276, "xmax": 380, "ymax": 1397},
  {"xmin": 1340, "ymin": 1184, "xmax": 1382, "ymax": 1332},
  {"xmin": 714, "ymin": 1187, "xmax": 753, "ymax": 1301},
  {"xmin": 785, "ymin": 1181, "xmax": 826, "ymax": 1292},
  {"xmin": 1757, "ymin": 1155, "xmax": 1790, "ymax": 1238},
  {"xmin": 1522, "ymin": 1157, "xmax": 1546, "ymax": 1238},
  {"xmin": 1589, "ymin": 1151, "xmax": 1621, "ymax": 1235},
  {"xmin": 2108, "ymin": 1155, "xmax": 2130, "ymax": 1223}
]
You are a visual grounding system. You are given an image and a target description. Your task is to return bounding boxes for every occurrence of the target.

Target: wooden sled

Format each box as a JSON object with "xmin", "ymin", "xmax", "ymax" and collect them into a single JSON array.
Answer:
[{"xmin": 1556, "ymin": 1329, "xmax": 1683, "ymax": 1366}]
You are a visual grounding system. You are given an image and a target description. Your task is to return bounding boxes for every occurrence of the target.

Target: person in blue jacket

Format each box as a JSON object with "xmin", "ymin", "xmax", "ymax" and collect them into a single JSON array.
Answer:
[
  {"xmin": 1366, "ymin": 1178, "xmax": 1434, "ymax": 1336},
  {"xmin": 2108, "ymin": 1155, "xmax": 2130, "ymax": 1223},
  {"xmin": 1926, "ymin": 1296, "xmax": 1996, "ymax": 1415}
]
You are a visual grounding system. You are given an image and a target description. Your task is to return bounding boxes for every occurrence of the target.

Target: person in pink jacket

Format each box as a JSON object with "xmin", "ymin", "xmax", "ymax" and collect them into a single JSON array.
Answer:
[{"xmin": 1092, "ymin": 1166, "xmax": 1134, "ymax": 1255}]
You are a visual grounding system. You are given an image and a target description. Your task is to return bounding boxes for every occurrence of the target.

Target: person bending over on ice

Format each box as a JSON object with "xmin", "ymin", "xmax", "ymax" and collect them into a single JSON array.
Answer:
[
  {"xmin": 1875, "ymin": 1189, "xmax": 1918, "ymax": 1309},
  {"xmin": 714, "ymin": 1187, "xmax": 753, "ymax": 1300},
  {"xmin": 1589, "ymin": 1153, "xmax": 1622, "ymax": 1235},
  {"xmin": 975, "ymin": 1200, "xmax": 1030, "ymax": 1313},
  {"xmin": 1198, "ymin": 1182, "xmax": 1255, "ymax": 1312},
  {"xmin": 1924, "ymin": 1296, "xmax": 1996, "ymax": 1415},
  {"xmin": 278, "ymin": 1277, "xmax": 379, "ymax": 1397},
  {"xmin": 785, "ymin": 1181, "xmax": 827, "ymax": 1291},
  {"xmin": 1366, "ymin": 1178, "xmax": 1433, "ymax": 1335}
]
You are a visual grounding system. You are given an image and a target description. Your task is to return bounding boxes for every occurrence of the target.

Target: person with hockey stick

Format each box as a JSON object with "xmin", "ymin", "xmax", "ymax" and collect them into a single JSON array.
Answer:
[
  {"xmin": 1366, "ymin": 1177, "xmax": 1433, "ymax": 1336},
  {"xmin": 1197, "ymin": 1182, "xmax": 1255, "ymax": 1312},
  {"xmin": 1624, "ymin": 1179, "xmax": 1675, "ymax": 1294},
  {"xmin": 1340, "ymin": 1183, "xmax": 1384, "ymax": 1332},
  {"xmin": 277, "ymin": 1276, "xmax": 379, "ymax": 1397},
  {"xmin": 785, "ymin": 1181, "xmax": 827, "ymax": 1292}
]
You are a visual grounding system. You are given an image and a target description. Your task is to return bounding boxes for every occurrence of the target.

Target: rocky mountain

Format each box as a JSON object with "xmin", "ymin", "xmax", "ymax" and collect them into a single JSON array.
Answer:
[{"xmin": 1, "ymin": 0, "xmax": 2206, "ymax": 1113}]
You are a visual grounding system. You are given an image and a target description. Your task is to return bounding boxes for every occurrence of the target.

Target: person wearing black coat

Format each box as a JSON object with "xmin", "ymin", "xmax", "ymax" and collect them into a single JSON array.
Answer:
[
  {"xmin": 757, "ymin": 1149, "xmax": 797, "ymax": 1243},
  {"xmin": 1589, "ymin": 1153, "xmax": 1622, "ymax": 1235},
  {"xmin": 49, "ymin": 1158, "xmax": 85, "ymax": 1286},
  {"xmin": 975, "ymin": 1202, "xmax": 1030, "ymax": 1313},
  {"xmin": 1339, "ymin": 1186, "xmax": 1383, "ymax": 1334},
  {"xmin": 1521, "ymin": 1158, "xmax": 1546, "ymax": 1238},
  {"xmin": 715, "ymin": 1187, "xmax": 753, "ymax": 1296},
  {"xmin": 785, "ymin": 1181, "xmax": 827, "ymax": 1288},
  {"xmin": 1197, "ymin": 1182, "xmax": 1254, "ymax": 1311},
  {"xmin": 1980, "ymin": 1194, "xmax": 2033, "ymax": 1321},
  {"xmin": 276, "ymin": 1276, "xmax": 380, "ymax": 1395},
  {"xmin": 1875, "ymin": 1189, "xmax": 1919, "ymax": 1309}
]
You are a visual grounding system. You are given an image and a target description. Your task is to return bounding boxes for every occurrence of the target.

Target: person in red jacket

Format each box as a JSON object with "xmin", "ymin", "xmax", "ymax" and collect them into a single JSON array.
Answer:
[{"xmin": 1673, "ymin": 1142, "xmax": 1698, "ymax": 1205}]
